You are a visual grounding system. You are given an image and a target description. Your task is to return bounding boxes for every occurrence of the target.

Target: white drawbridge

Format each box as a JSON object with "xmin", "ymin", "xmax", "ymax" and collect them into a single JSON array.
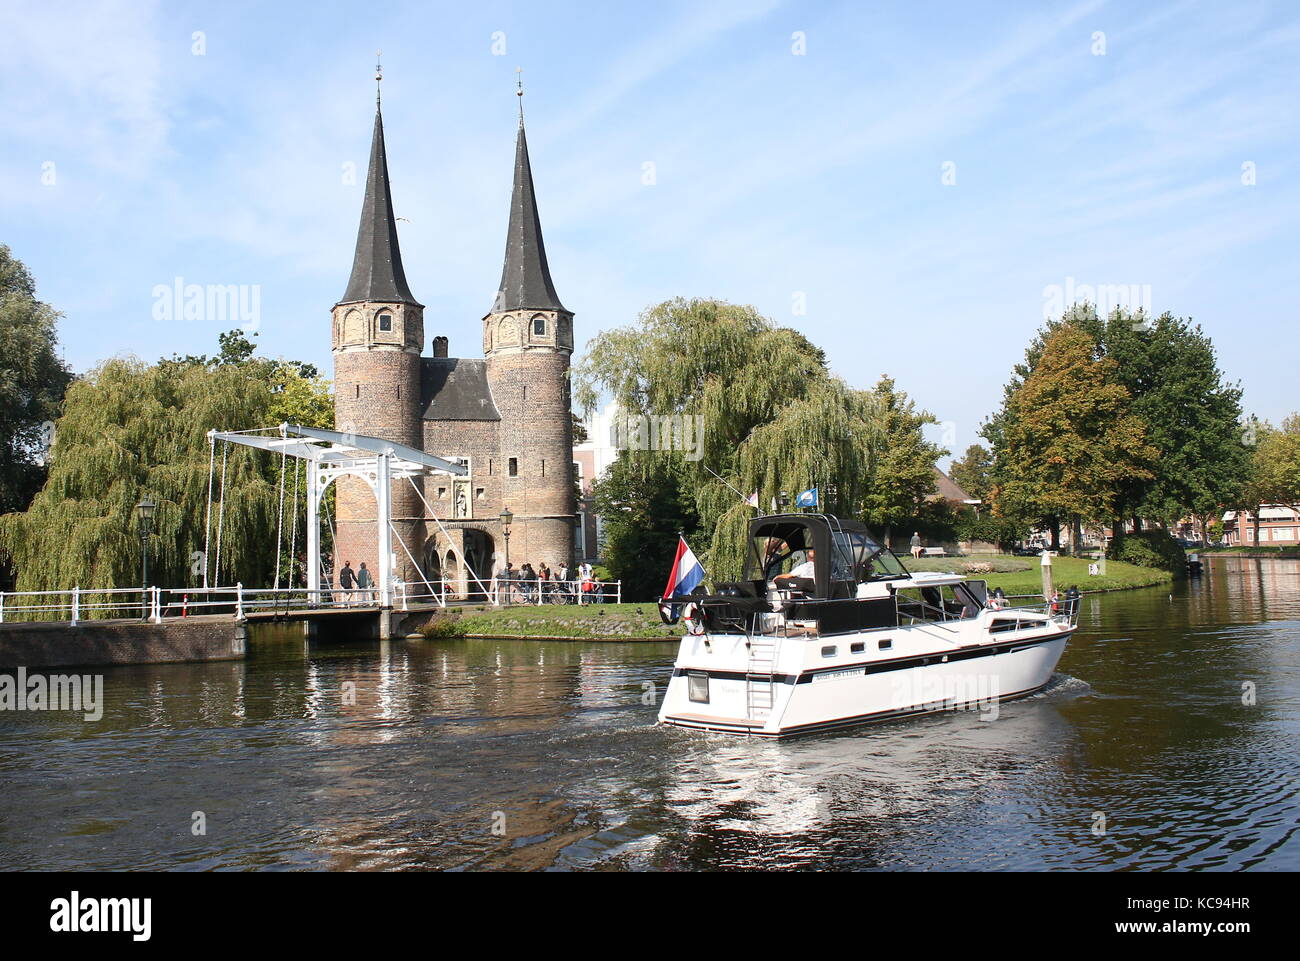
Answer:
[{"xmin": 206, "ymin": 423, "xmax": 467, "ymax": 609}]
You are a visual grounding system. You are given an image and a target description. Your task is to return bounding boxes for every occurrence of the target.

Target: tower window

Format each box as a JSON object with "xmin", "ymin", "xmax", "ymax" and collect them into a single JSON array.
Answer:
[
  {"xmin": 508, "ymin": 457, "xmax": 518, "ymax": 477},
  {"xmin": 378, "ymin": 313, "xmax": 392, "ymax": 332},
  {"xmin": 355, "ymin": 384, "xmax": 360, "ymax": 398},
  {"xmin": 534, "ymin": 316, "xmax": 545, "ymax": 336},
  {"xmin": 541, "ymin": 459, "xmax": 546, "ymax": 477}
]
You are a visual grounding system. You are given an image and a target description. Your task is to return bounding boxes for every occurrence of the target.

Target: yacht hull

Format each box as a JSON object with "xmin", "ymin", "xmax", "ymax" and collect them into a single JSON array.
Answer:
[{"xmin": 658, "ymin": 625, "xmax": 1072, "ymax": 738}]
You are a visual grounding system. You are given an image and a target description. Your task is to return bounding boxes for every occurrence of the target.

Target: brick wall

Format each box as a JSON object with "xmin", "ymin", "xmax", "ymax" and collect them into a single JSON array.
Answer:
[{"xmin": 0, "ymin": 616, "xmax": 246, "ymax": 669}]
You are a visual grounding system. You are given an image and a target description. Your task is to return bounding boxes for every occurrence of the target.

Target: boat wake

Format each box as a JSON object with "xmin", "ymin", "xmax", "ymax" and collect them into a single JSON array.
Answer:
[{"xmin": 1031, "ymin": 672, "xmax": 1092, "ymax": 699}]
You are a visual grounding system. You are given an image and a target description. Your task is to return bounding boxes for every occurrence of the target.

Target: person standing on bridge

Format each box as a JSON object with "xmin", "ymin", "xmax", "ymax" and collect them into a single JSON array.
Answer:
[
  {"xmin": 356, "ymin": 562, "xmax": 374, "ymax": 604},
  {"xmin": 338, "ymin": 561, "xmax": 357, "ymax": 607}
]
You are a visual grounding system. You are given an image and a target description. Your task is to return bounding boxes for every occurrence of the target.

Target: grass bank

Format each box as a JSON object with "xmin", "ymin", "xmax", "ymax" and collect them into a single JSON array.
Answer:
[
  {"xmin": 906, "ymin": 553, "xmax": 1173, "ymax": 594},
  {"xmin": 451, "ymin": 603, "xmax": 683, "ymax": 640}
]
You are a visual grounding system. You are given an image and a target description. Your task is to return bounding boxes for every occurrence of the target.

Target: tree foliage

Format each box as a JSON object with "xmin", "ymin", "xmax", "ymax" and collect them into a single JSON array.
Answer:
[
  {"xmin": 988, "ymin": 304, "xmax": 1249, "ymax": 528},
  {"xmin": 987, "ymin": 322, "xmax": 1157, "ymax": 543},
  {"xmin": 1238, "ymin": 415, "xmax": 1300, "ymax": 541},
  {"xmin": 590, "ymin": 452, "xmax": 701, "ymax": 600},
  {"xmin": 0, "ymin": 332, "xmax": 333, "ymax": 595},
  {"xmin": 0, "ymin": 244, "xmax": 73, "ymax": 515},
  {"xmin": 949, "ymin": 443, "xmax": 993, "ymax": 503},
  {"xmin": 574, "ymin": 298, "xmax": 943, "ymax": 578}
]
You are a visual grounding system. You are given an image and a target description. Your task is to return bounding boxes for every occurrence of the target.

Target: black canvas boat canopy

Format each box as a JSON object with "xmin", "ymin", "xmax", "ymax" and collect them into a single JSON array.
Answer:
[{"xmin": 743, "ymin": 513, "xmax": 908, "ymax": 599}]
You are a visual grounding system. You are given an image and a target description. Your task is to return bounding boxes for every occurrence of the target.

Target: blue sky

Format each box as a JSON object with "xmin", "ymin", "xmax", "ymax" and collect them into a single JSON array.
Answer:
[{"xmin": 2, "ymin": 0, "xmax": 1297, "ymax": 465}]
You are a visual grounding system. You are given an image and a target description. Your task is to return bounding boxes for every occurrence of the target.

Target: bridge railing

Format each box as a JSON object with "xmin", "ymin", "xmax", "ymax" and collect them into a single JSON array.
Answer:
[
  {"xmin": 0, "ymin": 587, "xmax": 165, "ymax": 623},
  {"xmin": 488, "ymin": 577, "xmax": 622, "ymax": 607},
  {"xmin": 1, "ymin": 577, "xmax": 627, "ymax": 625},
  {"xmin": 183, "ymin": 586, "xmax": 383, "ymax": 616}
]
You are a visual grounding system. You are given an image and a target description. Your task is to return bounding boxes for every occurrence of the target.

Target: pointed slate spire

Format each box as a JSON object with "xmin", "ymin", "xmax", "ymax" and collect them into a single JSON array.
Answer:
[
  {"xmin": 491, "ymin": 115, "xmax": 567, "ymax": 314},
  {"xmin": 338, "ymin": 103, "xmax": 419, "ymax": 307}
]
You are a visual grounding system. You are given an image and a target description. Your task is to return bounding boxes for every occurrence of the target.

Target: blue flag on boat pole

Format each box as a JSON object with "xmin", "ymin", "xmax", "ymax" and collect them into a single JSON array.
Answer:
[{"xmin": 795, "ymin": 487, "xmax": 819, "ymax": 508}]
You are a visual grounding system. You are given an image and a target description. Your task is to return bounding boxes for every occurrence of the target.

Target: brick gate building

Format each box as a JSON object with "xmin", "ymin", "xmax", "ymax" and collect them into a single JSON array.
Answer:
[{"xmin": 330, "ymin": 83, "xmax": 576, "ymax": 596}]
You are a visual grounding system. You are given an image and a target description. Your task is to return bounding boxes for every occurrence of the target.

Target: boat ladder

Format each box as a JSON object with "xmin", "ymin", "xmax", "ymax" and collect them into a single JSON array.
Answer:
[{"xmin": 745, "ymin": 632, "xmax": 781, "ymax": 720}]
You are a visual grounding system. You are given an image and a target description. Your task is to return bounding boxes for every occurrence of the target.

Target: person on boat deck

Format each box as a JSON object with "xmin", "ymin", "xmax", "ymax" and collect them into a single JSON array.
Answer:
[{"xmin": 773, "ymin": 548, "xmax": 815, "ymax": 587}]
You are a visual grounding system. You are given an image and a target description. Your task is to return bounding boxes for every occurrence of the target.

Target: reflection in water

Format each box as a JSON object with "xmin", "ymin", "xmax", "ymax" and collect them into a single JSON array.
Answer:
[{"xmin": 1, "ymin": 559, "xmax": 1298, "ymax": 871}]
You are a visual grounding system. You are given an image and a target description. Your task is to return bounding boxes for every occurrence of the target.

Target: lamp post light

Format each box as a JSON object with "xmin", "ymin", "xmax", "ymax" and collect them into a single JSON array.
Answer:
[
  {"xmin": 777, "ymin": 492, "xmax": 790, "ymax": 511},
  {"xmin": 499, "ymin": 507, "xmax": 513, "ymax": 570},
  {"xmin": 136, "ymin": 495, "xmax": 156, "ymax": 620}
]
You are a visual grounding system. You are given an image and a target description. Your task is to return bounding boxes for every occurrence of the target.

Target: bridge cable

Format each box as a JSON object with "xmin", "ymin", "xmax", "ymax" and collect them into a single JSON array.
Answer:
[
  {"xmin": 322, "ymin": 493, "xmax": 338, "ymax": 588},
  {"xmin": 388, "ymin": 521, "xmax": 439, "ymax": 604},
  {"xmin": 214, "ymin": 442, "xmax": 229, "ymax": 586},
  {"xmin": 287, "ymin": 459, "xmax": 300, "ymax": 589},
  {"xmin": 202, "ymin": 433, "xmax": 215, "ymax": 590},
  {"xmin": 406, "ymin": 477, "xmax": 495, "ymax": 601},
  {"xmin": 273, "ymin": 442, "xmax": 287, "ymax": 591}
]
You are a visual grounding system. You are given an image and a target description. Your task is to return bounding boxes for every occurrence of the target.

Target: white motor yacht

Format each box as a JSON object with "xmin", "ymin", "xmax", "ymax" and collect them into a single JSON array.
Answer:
[{"xmin": 657, "ymin": 513, "xmax": 1076, "ymax": 737}]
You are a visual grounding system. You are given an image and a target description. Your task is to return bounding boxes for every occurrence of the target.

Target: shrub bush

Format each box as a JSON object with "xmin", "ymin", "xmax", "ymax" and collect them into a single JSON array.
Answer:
[
  {"xmin": 418, "ymin": 614, "xmax": 466, "ymax": 638},
  {"xmin": 1106, "ymin": 530, "xmax": 1187, "ymax": 577},
  {"xmin": 952, "ymin": 510, "xmax": 1026, "ymax": 550}
]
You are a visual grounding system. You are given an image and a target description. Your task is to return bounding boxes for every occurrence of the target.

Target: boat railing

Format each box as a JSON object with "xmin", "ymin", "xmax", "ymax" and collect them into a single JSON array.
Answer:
[
  {"xmin": 996, "ymin": 593, "xmax": 1080, "ymax": 629},
  {"xmin": 896, "ymin": 596, "xmax": 968, "ymax": 626},
  {"xmin": 728, "ymin": 590, "xmax": 1079, "ymax": 638}
]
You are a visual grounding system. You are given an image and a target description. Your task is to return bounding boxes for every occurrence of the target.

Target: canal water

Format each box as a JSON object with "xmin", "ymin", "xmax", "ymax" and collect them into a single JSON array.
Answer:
[{"xmin": 1, "ymin": 558, "xmax": 1297, "ymax": 871}]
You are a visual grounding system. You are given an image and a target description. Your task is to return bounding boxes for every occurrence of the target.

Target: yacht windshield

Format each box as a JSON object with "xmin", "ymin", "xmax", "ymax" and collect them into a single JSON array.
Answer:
[
  {"xmin": 829, "ymin": 529, "xmax": 909, "ymax": 582},
  {"xmin": 753, "ymin": 533, "xmax": 810, "ymax": 580},
  {"xmin": 868, "ymin": 543, "xmax": 910, "ymax": 578}
]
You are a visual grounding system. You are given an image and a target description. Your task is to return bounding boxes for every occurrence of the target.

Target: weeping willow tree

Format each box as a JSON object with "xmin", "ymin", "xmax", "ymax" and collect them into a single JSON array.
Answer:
[
  {"xmin": 0, "ymin": 337, "xmax": 332, "ymax": 601},
  {"xmin": 575, "ymin": 298, "xmax": 941, "ymax": 579}
]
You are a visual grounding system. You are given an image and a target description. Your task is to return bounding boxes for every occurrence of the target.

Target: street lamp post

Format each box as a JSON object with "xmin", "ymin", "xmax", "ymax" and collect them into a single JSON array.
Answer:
[
  {"xmin": 499, "ymin": 507, "xmax": 513, "ymax": 569},
  {"xmin": 136, "ymin": 495, "xmax": 156, "ymax": 620},
  {"xmin": 499, "ymin": 508, "xmax": 513, "ymax": 605}
]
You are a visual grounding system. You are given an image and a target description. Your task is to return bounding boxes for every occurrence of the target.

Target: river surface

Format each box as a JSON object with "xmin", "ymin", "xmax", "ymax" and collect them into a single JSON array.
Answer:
[{"xmin": 2, "ymin": 558, "xmax": 1298, "ymax": 871}]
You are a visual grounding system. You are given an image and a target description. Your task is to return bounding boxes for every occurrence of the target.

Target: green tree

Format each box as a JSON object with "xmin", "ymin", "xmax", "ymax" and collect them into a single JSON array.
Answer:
[
  {"xmin": 1240, "ymin": 415, "xmax": 1300, "ymax": 544},
  {"xmin": 0, "ymin": 332, "xmax": 333, "ymax": 598},
  {"xmin": 857, "ymin": 376, "xmax": 945, "ymax": 546},
  {"xmin": 1002, "ymin": 304, "xmax": 1250, "ymax": 530},
  {"xmin": 989, "ymin": 323, "xmax": 1157, "ymax": 553},
  {"xmin": 948, "ymin": 443, "xmax": 993, "ymax": 503},
  {"xmin": 0, "ymin": 244, "xmax": 73, "ymax": 515},
  {"xmin": 591, "ymin": 452, "xmax": 701, "ymax": 600},
  {"xmin": 575, "ymin": 298, "xmax": 932, "ymax": 578}
]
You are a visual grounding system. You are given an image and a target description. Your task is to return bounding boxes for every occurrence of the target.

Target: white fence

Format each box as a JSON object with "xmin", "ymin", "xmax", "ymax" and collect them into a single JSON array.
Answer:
[{"xmin": 0, "ymin": 577, "xmax": 624, "ymax": 624}]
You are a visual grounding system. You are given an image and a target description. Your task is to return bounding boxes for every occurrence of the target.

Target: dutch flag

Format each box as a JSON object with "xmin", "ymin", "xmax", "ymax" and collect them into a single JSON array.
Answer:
[
  {"xmin": 659, "ymin": 536, "xmax": 705, "ymax": 625},
  {"xmin": 663, "ymin": 536, "xmax": 705, "ymax": 598}
]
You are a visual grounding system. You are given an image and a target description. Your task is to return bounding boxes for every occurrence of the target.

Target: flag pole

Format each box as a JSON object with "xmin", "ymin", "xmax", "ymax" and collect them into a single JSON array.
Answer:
[{"xmin": 701, "ymin": 463, "xmax": 749, "ymax": 502}]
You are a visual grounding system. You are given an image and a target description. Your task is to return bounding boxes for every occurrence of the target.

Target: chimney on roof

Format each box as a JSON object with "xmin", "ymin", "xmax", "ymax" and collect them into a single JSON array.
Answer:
[{"xmin": 432, "ymin": 335, "xmax": 448, "ymax": 358}]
